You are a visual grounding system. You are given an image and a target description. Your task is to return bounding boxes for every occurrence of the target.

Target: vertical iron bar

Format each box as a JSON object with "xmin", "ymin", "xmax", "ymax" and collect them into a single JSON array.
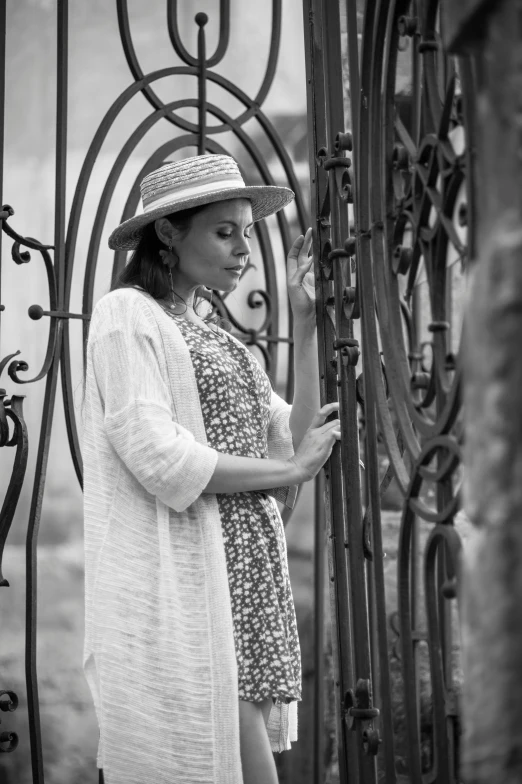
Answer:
[
  {"xmin": 55, "ymin": 0, "xmax": 67, "ymax": 303},
  {"xmin": 313, "ymin": 472, "xmax": 325, "ymax": 782},
  {"xmin": 435, "ymin": 480, "xmax": 453, "ymax": 781},
  {"xmin": 411, "ymin": 8, "xmax": 422, "ymax": 742},
  {"xmin": 302, "ymin": 0, "xmax": 358, "ymax": 780},
  {"xmin": 434, "ymin": 28, "xmax": 455, "ymax": 782},
  {"xmin": 352, "ymin": 0, "xmax": 399, "ymax": 778},
  {"xmin": 325, "ymin": 0, "xmax": 378, "ymax": 781},
  {"xmin": 325, "ymin": 3, "xmax": 377, "ymax": 784},
  {"xmin": 26, "ymin": 2, "xmax": 68, "ymax": 781},
  {"xmin": 410, "ymin": 294, "xmax": 421, "ymax": 765},
  {"xmin": 410, "ymin": 5, "xmax": 422, "ymax": 727},
  {"xmin": 197, "ymin": 14, "xmax": 207, "ymax": 156},
  {"xmin": 26, "ymin": 340, "xmax": 63, "ymax": 784}
]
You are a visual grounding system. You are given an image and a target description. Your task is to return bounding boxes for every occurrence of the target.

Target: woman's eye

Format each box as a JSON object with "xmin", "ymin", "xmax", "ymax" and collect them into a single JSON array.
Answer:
[
  {"xmin": 218, "ymin": 232, "xmax": 232, "ymax": 239},
  {"xmin": 244, "ymin": 234, "xmax": 251, "ymax": 240}
]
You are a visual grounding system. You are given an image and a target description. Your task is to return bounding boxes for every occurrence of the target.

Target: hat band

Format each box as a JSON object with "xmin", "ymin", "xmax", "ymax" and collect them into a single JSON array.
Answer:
[{"xmin": 143, "ymin": 176, "xmax": 246, "ymax": 214}]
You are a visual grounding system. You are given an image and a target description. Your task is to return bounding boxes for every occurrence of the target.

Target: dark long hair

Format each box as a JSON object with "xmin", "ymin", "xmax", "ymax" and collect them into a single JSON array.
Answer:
[{"xmin": 112, "ymin": 205, "xmax": 206, "ymax": 304}]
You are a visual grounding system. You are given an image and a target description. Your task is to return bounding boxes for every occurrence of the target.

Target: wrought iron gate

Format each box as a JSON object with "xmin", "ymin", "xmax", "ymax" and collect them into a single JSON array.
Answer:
[
  {"xmin": 303, "ymin": 0, "xmax": 472, "ymax": 781},
  {"xmin": 0, "ymin": 2, "xmax": 308, "ymax": 781},
  {"xmin": 0, "ymin": 0, "xmax": 478, "ymax": 782}
]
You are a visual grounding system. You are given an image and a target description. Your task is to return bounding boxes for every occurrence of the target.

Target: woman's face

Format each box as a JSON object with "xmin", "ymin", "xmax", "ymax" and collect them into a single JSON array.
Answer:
[{"xmin": 170, "ymin": 198, "xmax": 253, "ymax": 294}]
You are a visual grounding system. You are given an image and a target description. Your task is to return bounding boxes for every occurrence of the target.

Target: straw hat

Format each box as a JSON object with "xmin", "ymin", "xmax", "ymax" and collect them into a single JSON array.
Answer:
[{"xmin": 108, "ymin": 154, "xmax": 295, "ymax": 251}]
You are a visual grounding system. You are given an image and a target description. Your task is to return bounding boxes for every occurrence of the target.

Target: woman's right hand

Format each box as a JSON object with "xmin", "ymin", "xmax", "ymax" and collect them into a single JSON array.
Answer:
[{"xmin": 287, "ymin": 402, "xmax": 341, "ymax": 482}]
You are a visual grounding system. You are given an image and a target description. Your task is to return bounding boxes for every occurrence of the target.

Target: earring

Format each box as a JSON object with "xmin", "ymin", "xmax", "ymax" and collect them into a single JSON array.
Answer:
[{"xmin": 159, "ymin": 240, "xmax": 177, "ymax": 269}]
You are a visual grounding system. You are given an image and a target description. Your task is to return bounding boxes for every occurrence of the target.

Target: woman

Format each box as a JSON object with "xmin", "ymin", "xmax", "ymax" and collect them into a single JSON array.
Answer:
[{"xmin": 83, "ymin": 154, "xmax": 340, "ymax": 784}]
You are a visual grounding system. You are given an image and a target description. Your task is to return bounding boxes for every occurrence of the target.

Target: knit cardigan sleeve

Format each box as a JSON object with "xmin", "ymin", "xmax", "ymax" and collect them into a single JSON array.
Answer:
[{"xmin": 88, "ymin": 292, "xmax": 218, "ymax": 513}]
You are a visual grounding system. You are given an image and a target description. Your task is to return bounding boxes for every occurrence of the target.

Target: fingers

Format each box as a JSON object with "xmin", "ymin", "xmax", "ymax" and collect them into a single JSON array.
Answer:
[
  {"xmin": 310, "ymin": 401, "xmax": 339, "ymax": 428},
  {"xmin": 288, "ymin": 227, "xmax": 313, "ymax": 261},
  {"xmin": 317, "ymin": 419, "xmax": 342, "ymax": 436}
]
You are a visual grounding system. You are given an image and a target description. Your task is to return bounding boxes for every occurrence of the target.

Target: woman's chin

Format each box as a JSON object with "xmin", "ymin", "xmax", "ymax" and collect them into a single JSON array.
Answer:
[{"xmin": 220, "ymin": 278, "xmax": 240, "ymax": 292}]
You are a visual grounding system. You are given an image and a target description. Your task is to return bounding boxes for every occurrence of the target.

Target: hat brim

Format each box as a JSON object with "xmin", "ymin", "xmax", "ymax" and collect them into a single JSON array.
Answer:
[{"xmin": 108, "ymin": 185, "xmax": 295, "ymax": 251}]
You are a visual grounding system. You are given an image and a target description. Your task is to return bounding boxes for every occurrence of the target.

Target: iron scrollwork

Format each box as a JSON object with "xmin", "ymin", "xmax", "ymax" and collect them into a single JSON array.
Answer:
[
  {"xmin": 304, "ymin": 0, "xmax": 473, "ymax": 780},
  {"xmin": 0, "ymin": 391, "xmax": 28, "ymax": 587},
  {"xmin": 0, "ymin": 690, "xmax": 19, "ymax": 753}
]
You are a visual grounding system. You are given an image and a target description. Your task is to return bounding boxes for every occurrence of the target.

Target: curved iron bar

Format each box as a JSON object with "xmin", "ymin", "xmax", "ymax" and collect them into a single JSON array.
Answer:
[
  {"xmin": 60, "ymin": 314, "xmax": 83, "ymax": 485},
  {"xmin": 366, "ymin": 0, "xmax": 416, "ymax": 495},
  {"xmin": 81, "ymin": 102, "xmax": 301, "ymax": 371},
  {"xmin": 0, "ymin": 209, "xmax": 54, "ymax": 251},
  {"xmin": 167, "ymin": 0, "xmax": 230, "ymax": 68},
  {"xmin": 0, "ymin": 395, "xmax": 28, "ymax": 587},
  {"xmin": 397, "ymin": 433, "xmax": 462, "ymax": 778},
  {"xmin": 61, "ymin": 7, "xmax": 303, "ymax": 482},
  {"xmin": 169, "ymin": 0, "xmax": 283, "ymax": 130},
  {"xmin": 67, "ymin": 66, "xmax": 306, "ymax": 311},
  {"xmin": 408, "ymin": 491, "xmax": 460, "ymax": 525},
  {"xmin": 417, "ymin": 435, "xmax": 461, "ymax": 484},
  {"xmin": 82, "ymin": 114, "xmax": 287, "ymax": 342},
  {"xmin": 64, "ymin": 65, "xmax": 195, "ymax": 302},
  {"xmin": 0, "ymin": 210, "xmax": 59, "ymax": 386},
  {"xmin": 396, "ymin": 451, "xmax": 437, "ymax": 781},
  {"xmin": 132, "ymin": 82, "xmax": 309, "ymax": 227},
  {"xmin": 424, "ymin": 523, "xmax": 462, "ymax": 783},
  {"xmin": 66, "ymin": 64, "xmax": 307, "ymax": 305},
  {"xmin": 8, "ymin": 246, "xmax": 57, "ymax": 386},
  {"xmin": 377, "ymin": 0, "xmax": 468, "ymax": 452},
  {"xmin": 117, "ymin": 0, "xmax": 281, "ymax": 132}
]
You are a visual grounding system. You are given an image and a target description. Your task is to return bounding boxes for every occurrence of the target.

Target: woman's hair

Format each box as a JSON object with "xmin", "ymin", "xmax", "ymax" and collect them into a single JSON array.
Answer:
[{"xmin": 112, "ymin": 205, "xmax": 204, "ymax": 301}]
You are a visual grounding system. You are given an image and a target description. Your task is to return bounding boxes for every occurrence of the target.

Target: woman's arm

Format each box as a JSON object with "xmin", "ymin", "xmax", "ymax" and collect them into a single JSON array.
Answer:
[
  {"xmin": 89, "ymin": 290, "xmax": 337, "ymax": 506},
  {"xmin": 286, "ymin": 228, "xmax": 321, "ymax": 449},
  {"xmin": 204, "ymin": 402, "xmax": 340, "ymax": 494},
  {"xmin": 288, "ymin": 316, "xmax": 320, "ymax": 449},
  {"xmin": 203, "ymin": 453, "xmax": 300, "ymax": 494}
]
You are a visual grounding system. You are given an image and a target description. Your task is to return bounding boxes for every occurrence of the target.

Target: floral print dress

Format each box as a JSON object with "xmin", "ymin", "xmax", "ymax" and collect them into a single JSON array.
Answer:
[{"xmin": 167, "ymin": 312, "xmax": 301, "ymax": 706}]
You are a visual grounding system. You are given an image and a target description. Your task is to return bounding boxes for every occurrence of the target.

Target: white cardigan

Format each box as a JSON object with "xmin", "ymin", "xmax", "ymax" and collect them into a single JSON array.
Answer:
[{"xmin": 83, "ymin": 288, "xmax": 298, "ymax": 784}]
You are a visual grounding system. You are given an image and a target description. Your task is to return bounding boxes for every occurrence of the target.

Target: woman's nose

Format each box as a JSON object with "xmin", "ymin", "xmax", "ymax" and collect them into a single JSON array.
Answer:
[{"xmin": 236, "ymin": 236, "xmax": 250, "ymax": 255}]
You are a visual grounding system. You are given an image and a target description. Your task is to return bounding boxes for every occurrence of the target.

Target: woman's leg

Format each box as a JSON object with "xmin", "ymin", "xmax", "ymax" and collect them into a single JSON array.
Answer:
[{"xmin": 238, "ymin": 698, "xmax": 279, "ymax": 784}]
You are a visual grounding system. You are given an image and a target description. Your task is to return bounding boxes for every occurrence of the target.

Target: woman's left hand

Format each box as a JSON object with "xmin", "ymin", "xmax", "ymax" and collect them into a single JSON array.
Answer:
[{"xmin": 287, "ymin": 227, "xmax": 316, "ymax": 323}]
